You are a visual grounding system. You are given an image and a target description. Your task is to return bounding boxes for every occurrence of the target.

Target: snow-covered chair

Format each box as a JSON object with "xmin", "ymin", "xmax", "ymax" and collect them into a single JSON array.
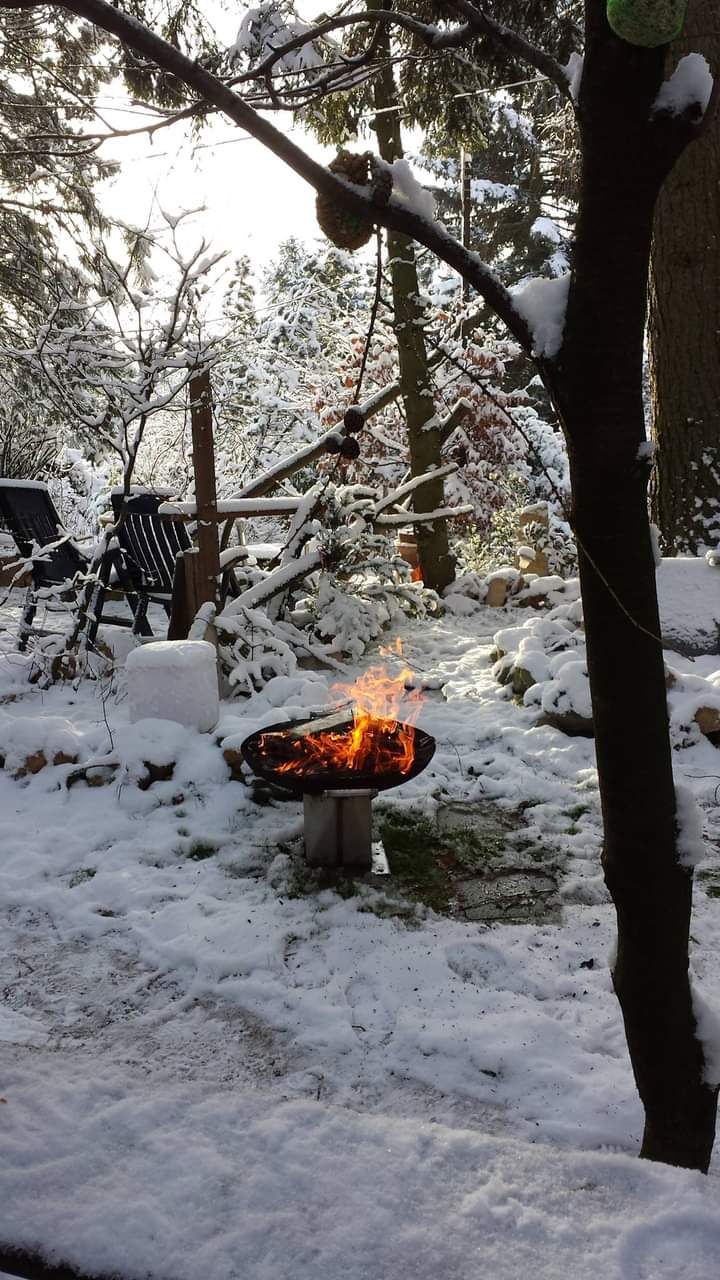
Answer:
[
  {"xmin": 0, "ymin": 479, "xmax": 129, "ymax": 651},
  {"xmin": 110, "ymin": 489, "xmax": 243, "ymax": 637},
  {"xmin": 110, "ymin": 488, "xmax": 193, "ymax": 636}
]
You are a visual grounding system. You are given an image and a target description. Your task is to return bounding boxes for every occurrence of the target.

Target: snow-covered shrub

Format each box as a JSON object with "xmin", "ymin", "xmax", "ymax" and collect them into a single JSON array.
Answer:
[
  {"xmin": 217, "ymin": 558, "xmax": 432, "ymax": 693},
  {"xmin": 494, "ymin": 594, "xmax": 720, "ymax": 745},
  {"xmin": 307, "ymin": 576, "xmax": 392, "ymax": 660},
  {"xmin": 490, "ymin": 597, "xmax": 589, "ymax": 731},
  {"xmin": 48, "ymin": 448, "xmax": 118, "ymax": 541},
  {"xmin": 524, "ymin": 656, "xmax": 593, "ymax": 728},
  {"xmin": 493, "ymin": 607, "xmax": 585, "ymax": 693},
  {"xmin": 214, "ymin": 478, "xmax": 437, "ymax": 692},
  {"xmin": 457, "ymin": 489, "xmax": 525, "ymax": 575},
  {"xmin": 442, "ymin": 572, "xmax": 489, "ymax": 616},
  {"xmin": 306, "ymin": 567, "xmax": 431, "ymax": 660},
  {"xmin": 216, "ymin": 605, "xmax": 301, "ymax": 695}
]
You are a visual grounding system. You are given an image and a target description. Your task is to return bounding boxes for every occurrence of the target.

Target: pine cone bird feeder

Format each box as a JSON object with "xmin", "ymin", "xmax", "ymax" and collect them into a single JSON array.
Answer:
[{"xmin": 316, "ymin": 150, "xmax": 391, "ymax": 252}]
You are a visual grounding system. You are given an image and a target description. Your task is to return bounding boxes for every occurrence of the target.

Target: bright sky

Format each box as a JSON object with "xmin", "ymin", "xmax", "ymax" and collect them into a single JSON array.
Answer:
[
  {"xmin": 103, "ymin": 106, "xmax": 328, "ymax": 272},
  {"xmin": 98, "ymin": 6, "xmax": 334, "ymax": 273}
]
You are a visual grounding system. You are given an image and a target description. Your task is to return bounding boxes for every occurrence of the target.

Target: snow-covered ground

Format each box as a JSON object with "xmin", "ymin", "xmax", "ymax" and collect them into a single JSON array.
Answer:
[{"xmin": 1, "ymin": 597, "xmax": 720, "ymax": 1279}]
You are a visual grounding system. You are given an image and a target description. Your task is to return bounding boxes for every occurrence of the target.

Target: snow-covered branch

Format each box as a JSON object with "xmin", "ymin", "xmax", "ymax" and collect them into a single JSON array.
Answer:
[
  {"xmin": 440, "ymin": 0, "xmax": 575, "ymax": 101},
  {"xmin": 372, "ymin": 462, "xmax": 459, "ymax": 516},
  {"xmin": 3, "ymin": 0, "xmax": 535, "ymax": 355},
  {"xmin": 375, "ymin": 504, "xmax": 473, "ymax": 526}
]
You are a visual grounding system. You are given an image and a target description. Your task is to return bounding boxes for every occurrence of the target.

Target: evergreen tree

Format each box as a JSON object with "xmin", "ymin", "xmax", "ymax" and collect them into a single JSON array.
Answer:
[
  {"xmin": 0, "ymin": 9, "xmax": 114, "ymax": 331},
  {"xmin": 211, "ymin": 240, "xmax": 376, "ymax": 493}
]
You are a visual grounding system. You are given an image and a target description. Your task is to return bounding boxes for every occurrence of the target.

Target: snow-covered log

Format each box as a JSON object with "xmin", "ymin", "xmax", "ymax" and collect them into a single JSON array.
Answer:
[
  {"xmin": 375, "ymin": 505, "xmax": 474, "ymax": 526},
  {"xmin": 372, "ymin": 463, "xmax": 459, "ymax": 517},
  {"xmin": 157, "ymin": 497, "xmax": 303, "ymax": 519}
]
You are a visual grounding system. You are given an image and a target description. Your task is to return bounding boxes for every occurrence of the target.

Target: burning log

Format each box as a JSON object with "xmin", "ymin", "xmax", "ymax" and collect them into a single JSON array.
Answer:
[
  {"xmin": 286, "ymin": 708, "xmax": 354, "ymax": 738},
  {"xmin": 244, "ymin": 713, "xmax": 434, "ymax": 794},
  {"xmin": 256, "ymin": 714, "xmax": 419, "ymax": 783}
]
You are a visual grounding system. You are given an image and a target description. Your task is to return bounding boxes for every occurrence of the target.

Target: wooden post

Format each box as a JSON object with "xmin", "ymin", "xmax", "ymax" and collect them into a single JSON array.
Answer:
[{"xmin": 189, "ymin": 367, "xmax": 221, "ymax": 608}]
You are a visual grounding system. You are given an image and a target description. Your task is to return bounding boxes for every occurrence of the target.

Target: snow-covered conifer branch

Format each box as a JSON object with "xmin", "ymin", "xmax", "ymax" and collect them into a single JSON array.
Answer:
[
  {"xmin": 440, "ymin": 0, "xmax": 575, "ymax": 101},
  {"xmin": 229, "ymin": 9, "xmax": 476, "ymax": 89}
]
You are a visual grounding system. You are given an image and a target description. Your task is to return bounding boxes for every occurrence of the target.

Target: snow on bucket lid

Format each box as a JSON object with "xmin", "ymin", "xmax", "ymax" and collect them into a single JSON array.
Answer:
[{"xmin": 126, "ymin": 639, "xmax": 216, "ymax": 670}]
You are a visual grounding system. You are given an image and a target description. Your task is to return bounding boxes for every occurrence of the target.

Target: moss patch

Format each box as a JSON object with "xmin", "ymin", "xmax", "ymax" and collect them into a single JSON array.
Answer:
[
  {"xmin": 186, "ymin": 839, "xmax": 219, "ymax": 861},
  {"xmin": 68, "ymin": 867, "xmax": 96, "ymax": 888},
  {"xmin": 377, "ymin": 811, "xmax": 454, "ymax": 913},
  {"xmin": 378, "ymin": 804, "xmax": 560, "ymax": 922},
  {"xmin": 377, "ymin": 807, "xmax": 520, "ymax": 914},
  {"xmin": 262, "ymin": 803, "xmax": 558, "ymax": 924}
]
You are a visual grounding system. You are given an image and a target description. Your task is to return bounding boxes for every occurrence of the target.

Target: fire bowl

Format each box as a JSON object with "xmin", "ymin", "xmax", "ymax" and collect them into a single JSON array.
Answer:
[{"xmin": 240, "ymin": 714, "xmax": 436, "ymax": 797}]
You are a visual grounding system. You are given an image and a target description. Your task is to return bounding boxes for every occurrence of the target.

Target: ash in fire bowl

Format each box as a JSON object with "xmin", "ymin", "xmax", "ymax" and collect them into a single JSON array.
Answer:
[{"xmin": 241, "ymin": 707, "xmax": 435, "ymax": 796}]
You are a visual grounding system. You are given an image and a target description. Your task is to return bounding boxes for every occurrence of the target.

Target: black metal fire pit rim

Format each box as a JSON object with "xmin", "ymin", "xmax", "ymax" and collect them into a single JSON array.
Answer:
[{"xmin": 240, "ymin": 717, "xmax": 435, "ymax": 796}]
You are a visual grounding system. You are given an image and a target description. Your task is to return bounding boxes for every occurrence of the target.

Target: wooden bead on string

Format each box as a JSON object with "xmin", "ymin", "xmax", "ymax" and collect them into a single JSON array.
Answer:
[
  {"xmin": 343, "ymin": 405, "xmax": 366, "ymax": 435},
  {"xmin": 339, "ymin": 436, "xmax": 361, "ymax": 461}
]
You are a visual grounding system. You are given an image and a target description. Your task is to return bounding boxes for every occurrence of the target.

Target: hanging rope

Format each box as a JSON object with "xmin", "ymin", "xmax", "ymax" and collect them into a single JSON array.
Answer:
[{"xmin": 353, "ymin": 227, "xmax": 385, "ymax": 405}]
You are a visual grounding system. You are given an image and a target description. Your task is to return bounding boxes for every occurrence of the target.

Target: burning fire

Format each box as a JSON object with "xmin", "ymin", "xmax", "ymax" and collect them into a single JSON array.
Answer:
[{"xmin": 258, "ymin": 642, "xmax": 421, "ymax": 779}]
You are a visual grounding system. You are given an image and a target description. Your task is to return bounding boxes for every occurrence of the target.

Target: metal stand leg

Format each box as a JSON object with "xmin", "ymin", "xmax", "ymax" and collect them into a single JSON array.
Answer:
[
  {"xmin": 303, "ymin": 790, "xmax": 376, "ymax": 873},
  {"xmin": 86, "ymin": 581, "xmax": 105, "ymax": 647}
]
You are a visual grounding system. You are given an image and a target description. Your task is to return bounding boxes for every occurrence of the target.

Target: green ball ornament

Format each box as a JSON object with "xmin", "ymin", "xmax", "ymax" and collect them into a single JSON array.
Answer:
[{"xmin": 606, "ymin": 0, "xmax": 688, "ymax": 47}]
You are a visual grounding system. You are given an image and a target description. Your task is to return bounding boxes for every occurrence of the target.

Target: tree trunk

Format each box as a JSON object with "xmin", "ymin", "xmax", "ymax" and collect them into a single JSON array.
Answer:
[
  {"xmin": 648, "ymin": 0, "xmax": 720, "ymax": 553},
  {"xmin": 548, "ymin": 2, "xmax": 718, "ymax": 1170},
  {"xmin": 460, "ymin": 146, "xmax": 472, "ymax": 302},
  {"xmin": 369, "ymin": 3, "xmax": 454, "ymax": 593}
]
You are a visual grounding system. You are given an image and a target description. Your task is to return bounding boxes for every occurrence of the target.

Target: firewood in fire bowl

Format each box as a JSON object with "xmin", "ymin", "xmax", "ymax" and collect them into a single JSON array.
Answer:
[{"xmin": 240, "ymin": 712, "xmax": 435, "ymax": 796}]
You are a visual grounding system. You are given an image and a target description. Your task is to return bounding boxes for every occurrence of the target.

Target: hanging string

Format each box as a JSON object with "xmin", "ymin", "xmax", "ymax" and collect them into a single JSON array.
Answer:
[{"xmin": 353, "ymin": 227, "xmax": 384, "ymax": 405}]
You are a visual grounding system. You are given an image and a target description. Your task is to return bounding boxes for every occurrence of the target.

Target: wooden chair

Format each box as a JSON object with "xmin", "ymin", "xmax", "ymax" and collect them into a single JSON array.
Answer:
[
  {"xmin": 109, "ymin": 488, "xmax": 192, "ymax": 636},
  {"xmin": 0, "ymin": 479, "xmax": 129, "ymax": 651},
  {"xmin": 110, "ymin": 488, "xmax": 248, "ymax": 637}
]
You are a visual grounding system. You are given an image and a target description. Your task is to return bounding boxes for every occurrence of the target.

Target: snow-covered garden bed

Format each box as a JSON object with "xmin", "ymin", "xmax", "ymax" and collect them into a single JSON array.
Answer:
[{"xmin": 1, "ymin": 588, "xmax": 720, "ymax": 1278}]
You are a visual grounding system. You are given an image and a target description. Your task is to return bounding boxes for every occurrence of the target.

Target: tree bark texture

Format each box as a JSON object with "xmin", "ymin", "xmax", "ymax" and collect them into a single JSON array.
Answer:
[
  {"xmin": 648, "ymin": 0, "xmax": 720, "ymax": 553},
  {"xmin": 460, "ymin": 146, "xmax": 472, "ymax": 302},
  {"xmin": 369, "ymin": 2, "xmax": 454, "ymax": 593},
  {"xmin": 546, "ymin": 0, "xmax": 718, "ymax": 1170}
]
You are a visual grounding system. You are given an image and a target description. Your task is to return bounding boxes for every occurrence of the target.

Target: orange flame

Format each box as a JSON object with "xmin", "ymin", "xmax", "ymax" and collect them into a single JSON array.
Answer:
[{"xmin": 259, "ymin": 642, "xmax": 421, "ymax": 779}]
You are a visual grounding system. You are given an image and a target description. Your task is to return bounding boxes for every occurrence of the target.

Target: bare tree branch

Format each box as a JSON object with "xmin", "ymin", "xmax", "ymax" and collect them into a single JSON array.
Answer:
[
  {"xmin": 0, "ymin": 0, "xmax": 534, "ymax": 355},
  {"xmin": 439, "ymin": 0, "xmax": 574, "ymax": 101},
  {"xmin": 230, "ymin": 7, "xmax": 474, "ymax": 86}
]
